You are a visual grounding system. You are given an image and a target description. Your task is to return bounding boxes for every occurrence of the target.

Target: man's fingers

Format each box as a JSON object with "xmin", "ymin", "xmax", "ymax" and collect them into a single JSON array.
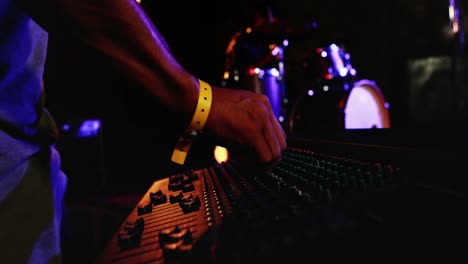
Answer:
[
  {"xmin": 262, "ymin": 118, "xmax": 281, "ymax": 165},
  {"xmin": 270, "ymin": 112, "xmax": 287, "ymax": 151},
  {"xmin": 248, "ymin": 126, "xmax": 273, "ymax": 164},
  {"xmin": 257, "ymin": 94, "xmax": 287, "ymax": 151}
]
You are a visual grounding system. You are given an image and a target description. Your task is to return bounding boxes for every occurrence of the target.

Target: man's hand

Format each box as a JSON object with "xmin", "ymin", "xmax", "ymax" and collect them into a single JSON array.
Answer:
[{"xmin": 205, "ymin": 86, "xmax": 287, "ymax": 169}]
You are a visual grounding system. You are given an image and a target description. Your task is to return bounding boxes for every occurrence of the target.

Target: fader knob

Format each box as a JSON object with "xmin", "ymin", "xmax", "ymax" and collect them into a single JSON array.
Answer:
[
  {"xmin": 182, "ymin": 182, "xmax": 195, "ymax": 192},
  {"xmin": 150, "ymin": 190, "xmax": 167, "ymax": 205},
  {"xmin": 137, "ymin": 202, "xmax": 152, "ymax": 215},
  {"xmin": 185, "ymin": 170, "xmax": 199, "ymax": 181},
  {"xmin": 168, "ymin": 180, "xmax": 182, "ymax": 191},
  {"xmin": 124, "ymin": 217, "xmax": 144, "ymax": 233},
  {"xmin": 118, "ymin": 217, "xmax": 145, "ymax": 249},
  {"xmin": 170, "ymin": 191, "xmax": 184, "ymax": 203},
  {"xmin": 159, "ymin": 225, "xmax": 192, "ymax": 245},
  {"xmin": 159, "ymin": 225, "xmax": 194, "ymax": 260},
  {"xmin": 179, "ymin": 194, "xmax": 201, "ymax": 213}
]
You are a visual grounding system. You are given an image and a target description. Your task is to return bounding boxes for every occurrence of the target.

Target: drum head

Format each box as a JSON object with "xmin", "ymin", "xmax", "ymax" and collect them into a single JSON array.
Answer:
[
  {"xmin": 288, "ymin": 79, "xmax": 390, "ymax": 136},
  {"xmin": 344, "ymin": 79, "xmax": 390, "ymax": 129}
]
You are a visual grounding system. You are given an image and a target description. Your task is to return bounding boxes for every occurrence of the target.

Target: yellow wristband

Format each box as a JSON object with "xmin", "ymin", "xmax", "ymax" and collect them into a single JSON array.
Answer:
[{"xmin": 171, "ymin": 79, "xmax": 213, "ymax": 165}]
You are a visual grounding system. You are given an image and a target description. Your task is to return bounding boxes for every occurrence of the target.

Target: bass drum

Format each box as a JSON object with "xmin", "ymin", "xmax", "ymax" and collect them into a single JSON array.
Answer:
[{"xmin": 288, "ymin": 79, "xmax": 391, "ymax": 136}]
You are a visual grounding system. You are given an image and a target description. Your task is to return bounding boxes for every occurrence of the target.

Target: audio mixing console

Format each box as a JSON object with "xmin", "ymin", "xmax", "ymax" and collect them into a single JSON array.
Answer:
[{"xmin": 98, "ymin": 138, "xmax": 465, "ymax": 263}]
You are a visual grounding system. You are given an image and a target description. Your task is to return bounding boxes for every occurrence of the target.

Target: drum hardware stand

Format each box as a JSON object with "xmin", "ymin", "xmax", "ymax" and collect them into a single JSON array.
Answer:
[{"xmin": 448, "ymin": 0, "xmax": 465, "ymax": 118}]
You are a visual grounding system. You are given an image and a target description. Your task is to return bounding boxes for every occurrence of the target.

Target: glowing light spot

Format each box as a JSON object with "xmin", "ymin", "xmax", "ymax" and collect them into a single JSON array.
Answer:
[
  {"xmin": 308, "ymin": 90, "xmax": 314, "ymax": 96},
  {"xmin": 339, "ymin": 68, "xmax": 348, "ymax": 77},
  {"xmin": 449, "ymin": 6, "xmax": 454, "ymax": 20},
  {"xmin": 330, "ymin": 43, "xmax": 339, "ymax": 51},
  {"xmin": 321, "ymin": 51, "xmax": 328, "ymax": 58},
  {"xmin": 77, "ymin": 119, "xmax": 101, "ymax": 138},
  {"xmin": 223, "ymin": 71, "xmax": 230, "ymax": 79},
  {"xmin": 283, "ymin": 39, "xmax": 289, "ymax": 46},
  {"xmin": 278, "ymin": 116, "xmax": 284, "ymax": 122},
  {"xmin": 453, "ymin": 22, "xmax": 459, "ymax": 33},
  {"xmin": 214, "ymin": 146, "xmax": 229, "ymax": 164},
  {"xmin": 246, "ymin": 27, "xmax": 252, "ymax": 33},
  {"xmin": 267, "ymin": 68, "xmax": 280, "ymax": 77},
  {"xmin": 323, "ymin": 86, "xmax": 329, "ymax": 91},
  {"xmin": 271, "ymin": 46, "xmax": 282, "ymax": 56}
]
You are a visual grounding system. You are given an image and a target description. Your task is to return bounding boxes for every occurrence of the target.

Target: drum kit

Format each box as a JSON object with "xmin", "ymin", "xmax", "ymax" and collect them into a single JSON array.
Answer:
[{"xmin": 221, "ymin": 12, "xmax": 391, "ymax": 137}]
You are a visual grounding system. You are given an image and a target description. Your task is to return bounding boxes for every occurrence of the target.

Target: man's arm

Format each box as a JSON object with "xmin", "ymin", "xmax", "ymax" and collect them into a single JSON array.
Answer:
[
  {"xmin": 15, "ymin": 0, "xmax": 286, "ymax": 167},
  {"xmin": 15, "ymin": 0, "xmax": 199, "ymax": 123}
]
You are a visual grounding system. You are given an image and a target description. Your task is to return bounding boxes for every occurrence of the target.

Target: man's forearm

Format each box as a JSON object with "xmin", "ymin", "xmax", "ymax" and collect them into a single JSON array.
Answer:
[{"xmin": 15, "ymin": 0, "xmax": 199, "ymax": 122}]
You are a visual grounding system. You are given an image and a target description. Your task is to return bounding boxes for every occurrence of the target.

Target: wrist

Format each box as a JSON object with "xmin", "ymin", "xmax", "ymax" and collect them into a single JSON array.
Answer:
[
  {"xmin": 176, "ymin": 75, "xmax": 200, "ymax": 123},
  {"xmin": 171, "ymin": 79, "xmax": 213, "ymax": 165}
]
